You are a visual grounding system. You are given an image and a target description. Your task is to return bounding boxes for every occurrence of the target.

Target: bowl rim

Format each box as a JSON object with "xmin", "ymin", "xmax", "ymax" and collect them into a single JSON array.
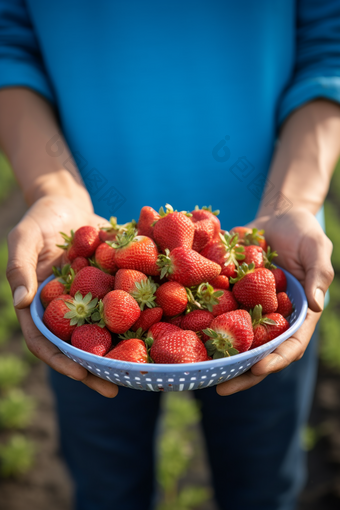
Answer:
[{"xmin": 30, "ymin": 267, "xmax": 308, "ymax": 373}]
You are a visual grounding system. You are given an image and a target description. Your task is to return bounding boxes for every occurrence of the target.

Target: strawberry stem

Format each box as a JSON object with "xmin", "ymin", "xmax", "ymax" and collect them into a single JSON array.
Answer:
[
  {"xmin": 63, "ymin": 291, "xmax": 99, "ymax": 326},
  {"xmin": 130, "ymin": 278, "xmax": 158, "ymax": 310},
  {"xmin": 229, "ymin": 262, "xmax": 255, "ymax": 284},
  {"xmin": 219, "ymin": 232, "xmax": 245, "ymax": 267}
]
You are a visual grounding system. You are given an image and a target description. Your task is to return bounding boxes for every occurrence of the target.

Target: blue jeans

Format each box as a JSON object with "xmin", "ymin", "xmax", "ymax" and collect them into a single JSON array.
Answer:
[{"xmin": 49, "ymin": 330, "xmax": 318, "ymax": 510}]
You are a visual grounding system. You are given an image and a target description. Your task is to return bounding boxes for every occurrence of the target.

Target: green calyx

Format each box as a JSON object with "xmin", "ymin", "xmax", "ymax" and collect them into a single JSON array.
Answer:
[
  {"xmin": 156, "ymin": 249, "xmax": 174, "ymax": 279},
  {"xmin": 219, "ymin": 232, "xmax": 245, "ymax": 267},
  {"xmin": 263, "ymin": 247, "xmax": 278, "ymax": 270},
  {"xmin": 158, "ymin": 203, "xmax": 174, "ymax": 217},
  {"xmin": 249, "ymin": 305, "xmax": 277, "ymax": 327},
  {"xmin": 56, "ymin": 230, "xmax": 74, "ymax": 250},
  {"xmin": 110, "ymin": 225, "xmax": 138, "ymax": 249},
  {"xmin": 63, "ymin": 291, "xmax": 98, "ymax": 326},
  {"xmin": 100, "ymin": 216, "xmax": 137, "ymax": 234},
  {"xmin": 144, "ymin": 337, "xmax": 155, "ymax": 363},
  {"xmin": 157, "ymin": 203, "xmax": 191, "ymax": 218},
  {"xmin": 91, "ymin": 300, "xmax": 106, "ymax": 327},
  {"xmin": 195, "ymin": 205, "xmax": 220, "ymax": 216},
  {"xmin": 243, "ymin": 228, "xmax": 265, "ymax": 247},
  {"xmin": 118, "ymin": 327, "xmax": 145, "ymax": 340},
  {"xmin": 52, "ymin": 264, "xmax": 75, "ymax": 292},
  {"xmin": 130, "ymin": 278, "xmax": 159, "ymax": 310},
  {"xmin": 230, "ymin": 262, "xmax": 255, "ymax": 284},
  {"xmin": 185, "ymin": 287, "xmax": 204, "ymax": 313},
  {"xmin": 203, "ymin": 329, "xmax": 239, "ymax": 358},
  {"xmin": 196, "ymin": 283, "xmax": 223, "ymax": 313}
]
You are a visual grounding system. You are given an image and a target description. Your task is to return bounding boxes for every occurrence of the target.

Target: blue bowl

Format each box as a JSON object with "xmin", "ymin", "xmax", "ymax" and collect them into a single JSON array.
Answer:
[{"xmin": 30, "ymin": 268, "xmax": 308, "ymax": 392}]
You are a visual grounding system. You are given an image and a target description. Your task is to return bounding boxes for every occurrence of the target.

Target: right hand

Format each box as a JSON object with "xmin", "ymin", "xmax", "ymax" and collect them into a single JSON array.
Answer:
[{"xmin": 6, "ymin": 195, "xmax": 119, "ymax": 398}]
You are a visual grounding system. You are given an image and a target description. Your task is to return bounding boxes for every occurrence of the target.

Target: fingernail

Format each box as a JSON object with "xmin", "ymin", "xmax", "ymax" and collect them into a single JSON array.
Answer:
[
  {"xmin": 314, "ymin": 288, "xmax": 325, "ymax": 311},
  {"xmin": 13, "ymin": 286, "xmax": 28, "ymax": 307}
]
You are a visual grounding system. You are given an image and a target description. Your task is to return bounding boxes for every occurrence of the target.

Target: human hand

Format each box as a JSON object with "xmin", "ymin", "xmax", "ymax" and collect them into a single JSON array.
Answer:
[
  {"xmin": 6, "ymin": 195, "xmax": 118, "ymax": 398},
  {"xmin": 216, "ymin": 207, "xmax": 334, "ymax": 396}
]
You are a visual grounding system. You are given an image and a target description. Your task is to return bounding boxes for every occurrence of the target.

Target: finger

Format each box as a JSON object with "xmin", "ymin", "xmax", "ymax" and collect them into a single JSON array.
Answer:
[
  {"xmin": 251, "ymin": 308, "xmax": 320, "ymax": 376},
  {"xmin": 302, "ymin": 232, "xmax": 334, "ymax": 313},
  {"xmin": 216, "ymin": 370, "xmax": 268, "ymax": 396},
  {"xmin": 17, "ymin": 308, "xmax": 118, "ymax": 398},
  {"xmin": 6, "ymin": 217, "xmax": 43, "ymax": 309},
  {"xmin": 79, "ymin": 372, "xmax": 119, "ymax": 398}
]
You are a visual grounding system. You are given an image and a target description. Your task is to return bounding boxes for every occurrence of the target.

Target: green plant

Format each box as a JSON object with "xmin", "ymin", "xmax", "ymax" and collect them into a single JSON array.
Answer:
[
  {"xmin": 0, "ymin": 434, "xmax": 35, "ymax": 477},
  {"xmin": 0, "ymin": 355, "xmax": 29, "ymax": 390},
  {"xmin": 0, "ymin": 389, "xmax": 35, "ymax": 429},
  {"xmin": 156, "ymin": 394, "xmax": 211, "ymax": 510}
]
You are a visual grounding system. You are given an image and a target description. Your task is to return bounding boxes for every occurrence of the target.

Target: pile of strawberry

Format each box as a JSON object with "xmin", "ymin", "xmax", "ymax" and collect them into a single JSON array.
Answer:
[{"xmin": 41, "ymin": 204, "xmax": 293, "ymax": 364}]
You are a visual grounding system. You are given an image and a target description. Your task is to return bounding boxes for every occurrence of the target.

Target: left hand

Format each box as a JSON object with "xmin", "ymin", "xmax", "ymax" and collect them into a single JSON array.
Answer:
[{"xmin": 216, "ymin": 207, "xmax": 334, "ymax": 396}]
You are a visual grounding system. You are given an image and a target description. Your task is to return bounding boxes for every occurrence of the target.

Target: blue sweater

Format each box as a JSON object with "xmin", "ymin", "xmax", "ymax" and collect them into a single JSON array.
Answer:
[{"xmin": 0, "ymin": 0, "xmax": 340, "ymax": 227}]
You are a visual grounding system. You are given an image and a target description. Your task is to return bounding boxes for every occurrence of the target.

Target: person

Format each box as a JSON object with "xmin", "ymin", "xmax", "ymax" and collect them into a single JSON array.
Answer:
[{"xmin": 0, "ymin": 1, "xmax": 339, "ymax": 509}]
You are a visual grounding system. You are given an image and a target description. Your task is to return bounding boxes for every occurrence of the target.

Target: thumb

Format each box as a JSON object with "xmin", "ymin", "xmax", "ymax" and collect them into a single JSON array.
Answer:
[
  {"xmin": 302, "ymin": 232, "xmax": 334, "ymax": 313},
  {"xmin": 6, "ymin": 218, "xmax": 42, "ymax": 309}
]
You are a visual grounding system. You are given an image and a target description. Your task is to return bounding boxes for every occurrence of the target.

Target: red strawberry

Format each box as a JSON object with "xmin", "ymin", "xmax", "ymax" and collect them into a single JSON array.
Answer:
[
  {"xmin": 71, "ymin": 324, "xmax": 112, "ymax": 356},
  {"xmin": 208, "ymin": 275, "xmax": 229, "ymax": 290},
  {"xmin": 262, "ymin": 313, "xmax": 289, "ymax": 341},
  {"xmin": 200, "ymin": 231, "xmax": 245, "ymax": 278},
  {"xmin": 164, "ymin": 315, "xmax": 184, "ymax": 327},
  {"xmin": 191, "ymin": 218, "xmax": 216, "ymax": 252},
  {"xmin": 220, "ymin": 263, "xmax": 237, "ymax": 279},
  {"xmin": 147, "ymin": 322, "xmax": 182, "ymax": 341},
  {"xmin": 197, "ymin": 284, "xmax": 238, "ymax": 316},
  {"xmin": 157, "ymin": 247, "xmax": 221, "ymax": 287},
  {"xmin": 250, "ymin": 305, "xmax": 289, "ymax": 348},
  {"xmin": 262, "ymin": 248, "xmax": 287, "ymax": 293},
  {"xmin": 131, "ymin": 307, "xmax": 163, "ymax": 331},
  {"xmin": 105, "ymin": 339, "xmax": 148, "ymax": 363},
  {"xmin": 150, "ymin": 330, "xmax": 210, "ymax": 364},
  {"xmin": 112, "ymin": 229, "xmax": 160, "ymax": 276},
  {"xmin": 55, "ymin": 294, "xmax": 73, "ymax": 302},
  {"xmin": 181, "ymin": 310, "xmax": 214, "ymax": 343},
  {"xmin": 137, "ymin": 206, "xmax": 160, "ymax": 239},
  {"xmin": 203, "ymin": 309, "xmax": 254, "ymax": 357},
  {"xmin": 276, "ymin": 292, "xmax": 293, "ymax": 317},
  {"xmin": 230, "ymin": 227, "xmax": 268, "ymax": 252},
  {"xmin": 231, "ymin": 263, "xmax": 278, "ymax": 314},
  {"xmin": 243, "ymin": 245, "xmax": 264, "ymax": 268},
  {"xmin": 114, "ymin": 269, "xmax": 157, "ymax": 310},
  {"xmin": 114, "ymin": 268, "xmax": 147, "ymax": 293},
  {"xmin": 70, "ymin": 266, "xmax": 115, "ymax": 300},
  {"xmin": 252, "ymin": 324, "xmax": 269, "ymax": 348},
  {"xmin": 100, "ymin": 290, "xmax": 141, "ymax": 334},
  {"xmin": 66, "ymin": 244, "xmax": 78, "ymax": 262},
  {"xmin": 58, "ymin": 226, "xmax": 101, "ymax": 259},
  {"xmin": 41, "ymin": 279, "xmax": 66, "ymax": 308},
  {"xmin": 70, "ymin": 256, "xmax": 90, "ymax": 274},
  {"xmin": 43, "ymin": 296, "xmax": 77, "ymax": 341},
  {"xmin": 153, "ymin": 204, "xmax": 195, "ymax": 252},
  {"xmin": 155, "ymin": 281, "xmax": 188, "ymax": 317},
  {"xmin": 191, "ymin": 206, "xmax": 221, "ymax": 238},
  {"xmin": 94, "ymin": 242, "xmax": 117, "ymax": 274},
  {"xmin": 211, "ymin": 290, "xmax": 239, "ymax": 317},
  {"xmin": 271, "ymin": 268, "xmax": 287, "ymax": 293}
]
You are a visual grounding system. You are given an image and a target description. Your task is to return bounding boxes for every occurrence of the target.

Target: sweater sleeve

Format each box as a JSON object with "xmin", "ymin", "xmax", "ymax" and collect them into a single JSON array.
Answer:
[
  {"xmin": 0, "ymin": 0, "xmax": 55, "ymax": 103},
  {"xmin": 278, "ymin": 0, "xmax": 340, "ymax": 127}
]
